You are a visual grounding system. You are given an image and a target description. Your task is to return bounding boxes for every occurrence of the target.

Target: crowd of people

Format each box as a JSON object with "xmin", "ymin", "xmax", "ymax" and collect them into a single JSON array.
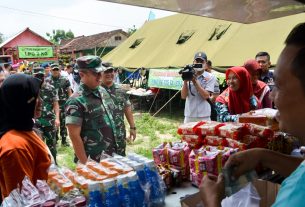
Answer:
[
  {"xmin": 0, "ymin": 22, "xmax": 304, "ymax": 206},
  {"xmin": 0, "ymin": 55, "xmax": 136, "ymax": 199},
  {"xmin": 181, "ymin": 50, "xmax": 274, "ymax": 123}
]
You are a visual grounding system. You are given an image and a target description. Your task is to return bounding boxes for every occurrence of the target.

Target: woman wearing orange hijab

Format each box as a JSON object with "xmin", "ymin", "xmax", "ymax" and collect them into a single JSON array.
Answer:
[{"xmin": 215, "ymin": 66, "xmax": 261, "ymax": 122}]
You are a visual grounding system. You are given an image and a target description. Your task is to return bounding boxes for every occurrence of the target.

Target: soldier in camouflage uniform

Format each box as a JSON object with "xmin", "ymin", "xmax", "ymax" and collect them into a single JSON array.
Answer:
[
  {"xmin": 47, "ymin": 64, "xmax": 72, "ymax": 146},
  {"xmin": 65, "ymin": 56, "xmax": 117, "ymax": 163},
  {"xmin": 33, "ymin": 67, "xmax": 60, "ymax": 163},
  {"xmin": 101, "ymin": 66, "xmax": 136, "ymax": 156}
]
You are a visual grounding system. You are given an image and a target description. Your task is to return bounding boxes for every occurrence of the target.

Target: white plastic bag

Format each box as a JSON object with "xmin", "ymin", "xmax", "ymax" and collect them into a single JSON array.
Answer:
[{"xmin": 221, "ymin": 183, "xmax": 260, "ymax": 207}]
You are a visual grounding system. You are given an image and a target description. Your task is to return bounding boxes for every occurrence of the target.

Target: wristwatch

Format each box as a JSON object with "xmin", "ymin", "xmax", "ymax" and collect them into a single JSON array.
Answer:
[{"xmin": 130, "ymin": 127, "xmax": 136, "ymax": 130}]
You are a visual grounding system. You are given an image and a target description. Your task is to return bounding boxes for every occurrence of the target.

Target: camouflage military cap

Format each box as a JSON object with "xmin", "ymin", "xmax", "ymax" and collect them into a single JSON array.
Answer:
[
  {"xmin": 32, "ymin": 67, "xmax": 44, "ymax": 75},
  {"xmin": 50, "ymin": 64, "xmax": 60, "ymax": 70},
  {"xmin": 76, "ymin": 56, "xmax": 106, "ymax": 73}
]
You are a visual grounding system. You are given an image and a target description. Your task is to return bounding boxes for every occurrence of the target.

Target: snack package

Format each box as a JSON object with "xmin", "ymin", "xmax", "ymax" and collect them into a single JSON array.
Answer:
[
  {"xmin": 167, "ymin": 142, "xmax": 191, "ymax": 179},
  {"xmin": 226, "ymin": 138, "xmax": 247, "ymax": 150},
  {"xmin": 203, "ymin": 136, "xmax": 228, "ymax": 147},
  {"xmin": 152, "ymin": 143, "xmax": 169, "ymax": 166},
  {"xmin": 189, "ymin": 146, "xmax": 236, "ymax": 176},
  {"xmin": 86, "ymin": 159, "xmax": 118, "ymax": 178},
  {"xmin": 177, "ymin": 121, "xmax": 205, "ymax": 135},
  {"xmin": 181, "ymin": 134, "xmax": 203, "ymax": 149},
  {"xmin": 76, "ymin": 163, "xmax": 108, "ymax": 181},
  {"xmin": 196, "ymin": 121, "xmax": 226, "ymax": 136},
  {"xmin": 247, "ymin": 123, "xmax": 274, "ymax": 139},
  {"xmin": 36, "ymin": 180, "xmax": 57, "ymax": 202},
  {"xmin": 20, "ymin": 176, "xmax": 43, "ymax": 206},
  {"xmin": 190, "ymin": 172, "xmax": 204, "ymax": 187},
  {"xmin": 238, "ymin": 108, "xmax": 279, "ymax": 130},
  {"xmin": 218, "ymin": 123, "xmax": 250, "ymax": 140}
]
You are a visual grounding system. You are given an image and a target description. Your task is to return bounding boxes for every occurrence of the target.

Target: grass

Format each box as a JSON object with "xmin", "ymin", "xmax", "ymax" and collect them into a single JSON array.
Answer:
[{"xmin": 57, "ymin": 111, "xmax": 184, "ymax": 169}]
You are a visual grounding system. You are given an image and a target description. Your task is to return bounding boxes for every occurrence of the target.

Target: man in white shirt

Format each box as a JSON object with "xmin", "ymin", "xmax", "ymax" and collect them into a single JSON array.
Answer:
[{"xmin": 181, "ymin": 52, "xmax": 216, "ymax": 123}]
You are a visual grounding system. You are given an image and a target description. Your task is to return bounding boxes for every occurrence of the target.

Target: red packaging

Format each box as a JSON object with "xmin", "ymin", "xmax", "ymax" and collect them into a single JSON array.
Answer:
[
  {"xmin": 196, "ymin": 121, "xmax": 226, "ymax": 136},
  {"xmin": 247, "ymin": 123, "xmax": 274, "ymax": 139},
  {"xmin": 218, "ymin": 123, "xmax": 250, "ymax": 140},
  {"xmin": 226, "ymin": 138, "xmax": 247, "ymax": 150},
  {"xmin": 189, "ymin": 146, "xmax": 236, "ymax": 176},
  {"xmin": 203, "ymin": 136, "xmax": 228, "ymax": 147},
  {"xmin": 177, "ymin": 121, "xmax": 205, "ymax": 135},
  {"xmin": 168, "ymin": 142, "xmax": 191, "ymax": 179},
  {"xmin": 181, "ymin": 134, "xmax": 203, "ymax": 148},
  {"xmin": 152, "ymin": 143, "xmax": 169, "ymax": 166},
  {"xmin": 190, "ymin": 172, "xmax": 204, "ymax": 187},
  {"xmin": 238, "ymin": 108, "xmax": 279, "ymax": 130}
]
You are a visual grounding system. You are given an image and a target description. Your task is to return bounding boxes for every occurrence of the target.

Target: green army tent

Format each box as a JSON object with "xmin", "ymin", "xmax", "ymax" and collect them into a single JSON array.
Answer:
[{"xmin": 103, "ymin": 13, "xmax": 305, "ymax": 68}]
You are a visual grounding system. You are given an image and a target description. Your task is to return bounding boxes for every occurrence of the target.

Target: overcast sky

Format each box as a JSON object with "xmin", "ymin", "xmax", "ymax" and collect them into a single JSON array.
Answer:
[{"xmin": 0, "ymin": 0, "xmax": 174, "ymax": 39}]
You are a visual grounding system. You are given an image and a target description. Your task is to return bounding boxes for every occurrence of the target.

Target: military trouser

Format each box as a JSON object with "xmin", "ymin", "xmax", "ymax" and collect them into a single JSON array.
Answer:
[
  {"xmin": 115, "ymin": 135, "xmax": 127, "ymax": 156},
  {"xmin": 39, "ymin": 125, "xmax": 57, "ymax": 163},
  {"xmin": 58, "ymin": 103, "xmax": 67, "ymax": 144}
]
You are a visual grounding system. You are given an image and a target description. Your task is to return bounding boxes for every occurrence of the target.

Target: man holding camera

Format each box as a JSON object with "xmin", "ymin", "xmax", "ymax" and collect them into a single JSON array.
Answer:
[{"xmin": 181, "ymin": 52, "xmax": 216, "ymax": 123}]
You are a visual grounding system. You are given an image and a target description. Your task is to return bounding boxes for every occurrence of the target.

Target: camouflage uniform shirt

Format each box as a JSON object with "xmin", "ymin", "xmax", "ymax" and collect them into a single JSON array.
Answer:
[
  {"xmin": 36, "ymin": 81, "xmax": 58, "ymax": 127},
  {"xmin": 65, "ymin": 84, "xmax": 117, "ymax": 162},
  {"xmin": 102, "ymin": 83, "xmax": 131, "ymax": 155},
  {"xmin": 47, "ymin": 75, "xmax": 71, "ymax": 103}
]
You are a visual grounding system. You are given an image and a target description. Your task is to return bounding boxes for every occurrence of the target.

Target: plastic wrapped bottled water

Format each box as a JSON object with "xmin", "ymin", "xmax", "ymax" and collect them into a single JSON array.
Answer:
[
  {"xmin": 117, "ymin": 175, "xmax": 134, "ymax": 207},
  {"xmin": 102, "ymin": 178, "xmax": 120, "ymax": 207}
]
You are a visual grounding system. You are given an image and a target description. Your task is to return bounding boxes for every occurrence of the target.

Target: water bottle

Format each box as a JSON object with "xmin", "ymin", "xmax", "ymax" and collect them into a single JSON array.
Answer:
[
  {"xmin": 144, "ymin": 160, "xmax": 165, "ymax": 207},
  {"xmin": 117, "ymin": 175, "xmax": 134, "ymax": 207},
  {"xmin": 132, "ymin": 162, "xmax": 147, "ymax": 186},
  {"xmin": 88, "ymin": 182, "xmax": 103, "ymax": 207},
  {"xmin": 102, "ymin": 178, "xmax": 120, "ymax": 207},
  {"xmin": 127, "ymin": 172, "xmax": 147, "ymax": 207}
]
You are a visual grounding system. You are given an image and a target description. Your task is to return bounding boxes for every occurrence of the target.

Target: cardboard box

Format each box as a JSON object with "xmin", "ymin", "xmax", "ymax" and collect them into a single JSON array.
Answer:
[
  {"xmin": 180, "ymin": 179, "xmax": 281, "ymax": 207},
  {"xmin": 180, "ymin": 192, "xmax": 203, "ymax": 207},
  {"xmin": 253, "ymin": 179, "xmax": 281, "ymax": 207}
]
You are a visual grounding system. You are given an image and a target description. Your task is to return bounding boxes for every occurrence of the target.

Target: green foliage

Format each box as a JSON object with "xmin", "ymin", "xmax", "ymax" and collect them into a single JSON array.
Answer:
[
  {"xmin": 127, "ymin": 25, "xmax": 137, "ymax": 36},
  {"xmin": 46, "ymin": 29, "xmax": 75, "ymax": 45},
  {"xmin": 0, "ymin": 33, "xmax": 3, "ymax": 44}
]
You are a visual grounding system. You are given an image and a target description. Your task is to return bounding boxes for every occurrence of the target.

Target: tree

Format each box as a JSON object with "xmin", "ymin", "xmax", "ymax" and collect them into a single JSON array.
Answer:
[
  {"xmin": 0, "ymin": 33, "xmax": 4, "ymax": 44},
  {"xmin": 127, "ymin": 25, "xmax": 137, "ymax": 36},
  {"xmin": 46, "ymin": 29, "xmax": 75, "ymax": 45}
]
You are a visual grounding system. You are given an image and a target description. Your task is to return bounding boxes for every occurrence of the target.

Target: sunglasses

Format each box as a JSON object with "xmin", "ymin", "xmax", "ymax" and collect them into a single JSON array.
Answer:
[{"xmin": 52, "ymin": 68, "xmax": 59, "ymax": 71}]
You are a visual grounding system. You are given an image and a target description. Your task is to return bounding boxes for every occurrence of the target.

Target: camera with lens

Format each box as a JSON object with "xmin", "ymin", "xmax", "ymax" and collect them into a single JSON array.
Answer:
[{"xmin": 179, "ymin": 63, "xmax": 203, "ymax": 81}]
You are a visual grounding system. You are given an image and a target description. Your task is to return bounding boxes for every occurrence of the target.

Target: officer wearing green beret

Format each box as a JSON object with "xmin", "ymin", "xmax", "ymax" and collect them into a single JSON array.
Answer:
[
  {"xmin": 33, "ymin": 67, "xmax": 60, "ymax": 163},
  {"xmin": 65, "ymin": 56, "xmax": 117, "ymax": 163},
  {"xmin": 47, "ymin": 64, "xmax": 72, "ymax": 146}
]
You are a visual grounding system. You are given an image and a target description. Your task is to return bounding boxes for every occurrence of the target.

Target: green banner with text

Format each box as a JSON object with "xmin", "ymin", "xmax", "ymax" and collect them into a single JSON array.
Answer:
[
  {"xmin": 148, "ymin": 69, "xmax": 183, "ymax": 90},
  {"xmin": 18, "ymin": 46, "xmax": 54, "ymax": 58}
]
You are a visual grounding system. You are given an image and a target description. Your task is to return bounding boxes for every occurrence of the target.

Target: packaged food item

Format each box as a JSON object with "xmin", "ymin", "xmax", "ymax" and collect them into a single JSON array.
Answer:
[
  {"xmin": 181, "ymin": 134, "xmax": 203, "ymax": 149},
  {"xmin": 20, "ymin": 176, "xmax": 43, "ymax": 206},
  {"xmin": 226, "ymin": 138, "xmax": 247, "ymax": 150},
  {"xmin": 152, "ymin": 143, "xmax": 169, "ymax": 166},
  {"xmin": 36, "ymin": 180, "xmax": 57, "ymax": 202},
  {"xmin": 190, "ymin": 172, "xmax": 204, "ymax": 187},
  {"xmin": 196, "ymin": 121, "xmax": 226, "ymax": 136},
  {"xmin": 102, "ymin": 178, "xmax": 120, "ymax": 207},
  {"xmin": 167, "ymin": 142, "xmax": 191, "ymax": 180},
  {"xmin": 203, "ymin": 136, "xmax": 228, "ymax": 147},
  {"xmin": 177, "ymin": 121, "xmax": 205, "ymax": 135},
  {"xmin": 86, "ymin": 160, "xmax": 118, "ymax": 178},
  {"xmin": 218, "ymin": 123, "xmax": 250, "ymax": 140},
  {"xmin": 189, "ymin": 146, "xmax": 236, "ymax": 176},
  {"xmin": 238, "ymin": 108, "xmax": 279, "ymax": 130},
  {"xmin": 247, "ymin": 123, "xmax": 274, "ymax": 138}
]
